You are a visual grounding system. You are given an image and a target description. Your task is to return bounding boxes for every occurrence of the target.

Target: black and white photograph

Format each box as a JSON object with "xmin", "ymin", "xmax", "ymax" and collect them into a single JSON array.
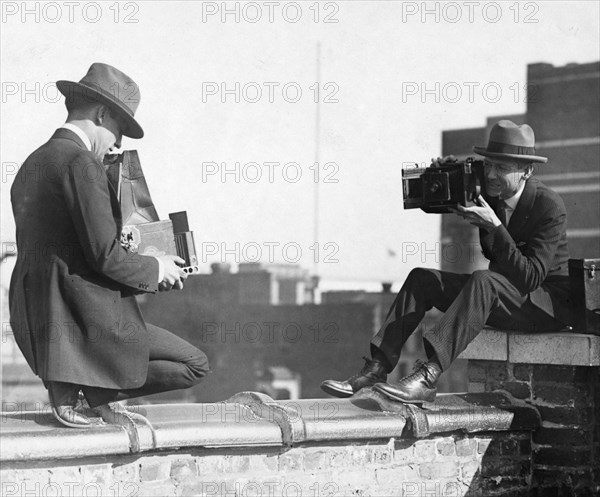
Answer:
[{"xmin": 1, "ymin": 1, "xmax": 599, "ymax": 496}]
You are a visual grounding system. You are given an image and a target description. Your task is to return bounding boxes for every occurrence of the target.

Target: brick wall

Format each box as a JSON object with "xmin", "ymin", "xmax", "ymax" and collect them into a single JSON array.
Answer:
[
  {"xmin": 1, "ymin": 431, "xmax": 534, "ymax": 497},
  {"xmin": 467, "ymin": 360, "xmax": 600, "ymax": 495}
]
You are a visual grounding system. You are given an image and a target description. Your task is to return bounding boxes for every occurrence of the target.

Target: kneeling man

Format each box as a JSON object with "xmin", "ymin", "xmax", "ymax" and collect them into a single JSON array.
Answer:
[{"xmin": 10, "ymin": 63, "xmax": 209, "ymax": 427}]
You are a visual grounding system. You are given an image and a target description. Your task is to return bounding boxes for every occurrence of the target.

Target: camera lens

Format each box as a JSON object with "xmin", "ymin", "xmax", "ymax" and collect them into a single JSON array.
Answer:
[{"xmin": 429, "ymin": 181, "xmax": 442, "ymax": 193}]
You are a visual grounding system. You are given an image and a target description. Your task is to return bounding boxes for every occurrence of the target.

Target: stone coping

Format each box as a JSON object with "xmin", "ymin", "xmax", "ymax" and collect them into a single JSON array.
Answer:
[
  {"xmin": 0, "ymin": 391, "xmax": 539, "ymax": 462},
  {"xmin": 458, "ymin": 329, "xmax": 600, "ymax": 366}
]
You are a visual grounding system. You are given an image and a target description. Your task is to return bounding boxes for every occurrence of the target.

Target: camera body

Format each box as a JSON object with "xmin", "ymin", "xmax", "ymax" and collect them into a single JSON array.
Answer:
[{"xmin": 402, "ymin": 158, "xmax": 485, "ymax": 213}]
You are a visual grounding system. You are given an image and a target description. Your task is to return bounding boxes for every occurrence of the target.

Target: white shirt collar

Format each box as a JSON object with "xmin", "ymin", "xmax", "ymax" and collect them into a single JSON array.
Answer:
[
  {"xmin": 60, "ymin": 123, "xmax": 92, "ymax": 152},
  {"xmin": 500, "ymin": 179, "xmax": 527, "ymax": 225}
]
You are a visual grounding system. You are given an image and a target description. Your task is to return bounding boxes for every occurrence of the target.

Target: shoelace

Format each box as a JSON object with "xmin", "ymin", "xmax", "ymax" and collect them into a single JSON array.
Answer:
[
  {"xmin": 360, "ymin": 356, "xmax": 385, "ymax": 374},
  {"xmin": 347, "ymin": 356, "xmax": 383, "ymax": 381},
  {"xmin": 402, "ymin": 359, "xmax": 434, "ymax": 385},
  {"xmin": 360, "ymin": 356, "xmax": 372, "ymax": 373}
]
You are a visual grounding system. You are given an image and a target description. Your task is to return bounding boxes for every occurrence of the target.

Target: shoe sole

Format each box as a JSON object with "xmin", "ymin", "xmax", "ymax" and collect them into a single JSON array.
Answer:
[
  {"xmin": 320, "ymin": 382, "xmax": 354, "ymax": 398},
  {"xmin": 373, "ymin": 385, "xmax": 436, "ymax": 405}
]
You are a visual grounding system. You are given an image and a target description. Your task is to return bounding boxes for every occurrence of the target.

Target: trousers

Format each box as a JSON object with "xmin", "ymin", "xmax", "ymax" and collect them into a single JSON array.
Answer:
[
  {"xmin": 49, "ymin": 324, "xmax": 209, "ymax": 408},
  {"xmin": 370, "ymin": 268, "xmax": 565, "ymax": 371}
]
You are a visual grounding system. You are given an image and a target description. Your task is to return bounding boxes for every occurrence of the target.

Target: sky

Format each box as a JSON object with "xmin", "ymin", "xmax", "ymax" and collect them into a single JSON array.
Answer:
[{"xmin": 1, "ymin": 1, "xmax": 599, "ymax": 290}]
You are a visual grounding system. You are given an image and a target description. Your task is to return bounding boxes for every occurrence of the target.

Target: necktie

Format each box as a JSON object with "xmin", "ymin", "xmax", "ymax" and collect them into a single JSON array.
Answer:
[{"xmin": 497, "ymin": 199, "xmax": 507, "ymax": 226}]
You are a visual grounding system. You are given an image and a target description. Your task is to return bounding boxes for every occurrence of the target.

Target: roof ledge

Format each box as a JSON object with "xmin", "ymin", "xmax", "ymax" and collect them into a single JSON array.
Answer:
[
  {"xmin": 404, "ymin": 390, "xmax": 541, "ymax": 438},
  {"xmin": 459, "ymin": 328, "xmax": 600, "ymax": 366},
  {"xmin": 0, "ymin": 390, "xmax": 539, "ymax": 462}
]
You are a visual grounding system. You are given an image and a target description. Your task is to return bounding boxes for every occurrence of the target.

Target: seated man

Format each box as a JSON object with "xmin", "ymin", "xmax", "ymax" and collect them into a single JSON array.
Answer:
[
  {"xmin": 321, "ymin": 120, "xmax": 571, "ymax": 404},
  {"xmin": 9, "ymin": 63, "xmax": 209, "ymax": 427}
]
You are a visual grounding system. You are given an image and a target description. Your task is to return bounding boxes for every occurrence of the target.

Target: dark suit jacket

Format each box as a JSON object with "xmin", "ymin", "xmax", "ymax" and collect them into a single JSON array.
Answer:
[
  {"xmin": 9, "ymin": 128, "xmax": 159, "ymax": 389},
  {"xmin": 480, "ymin": 177, "xmax": 571, "ymax": 322}
]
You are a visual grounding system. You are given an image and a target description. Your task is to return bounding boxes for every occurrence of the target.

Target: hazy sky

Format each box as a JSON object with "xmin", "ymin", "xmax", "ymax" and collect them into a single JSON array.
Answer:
[{"xmin": 1, "ymin": 1, "xmax": 599, "ymax": 289}]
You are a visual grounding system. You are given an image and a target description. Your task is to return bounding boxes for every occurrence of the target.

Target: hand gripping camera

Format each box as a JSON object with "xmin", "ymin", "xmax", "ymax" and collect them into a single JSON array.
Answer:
[{"xmin": 402, "ymin": 158, "xmax": 485, "ymax": 213}]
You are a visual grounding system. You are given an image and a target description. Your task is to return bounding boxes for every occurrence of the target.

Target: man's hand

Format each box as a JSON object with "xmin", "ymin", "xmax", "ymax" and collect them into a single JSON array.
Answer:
[
  {"xmin": 157, "ymin": 255, "xmax": 188, "ymax": 291},
  {"xmin": 431, "ymin": 155, "xmax": 458, "ymax": 167},
  {"xmin": 451, "ymin": 195, "xmax": 502, "ymax": 232}
]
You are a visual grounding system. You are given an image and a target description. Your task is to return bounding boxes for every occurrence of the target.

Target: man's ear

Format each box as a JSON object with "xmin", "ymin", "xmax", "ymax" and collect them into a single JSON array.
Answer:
[{"xmin": 95, "ymin": 104, "xmax": 110, "ymax": 125}]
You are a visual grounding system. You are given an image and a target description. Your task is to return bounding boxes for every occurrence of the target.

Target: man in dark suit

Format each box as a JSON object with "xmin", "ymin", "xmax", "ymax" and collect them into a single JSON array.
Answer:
[
  {"xmin": 9, "ymin": 63, "xmax": 209, "ymax": 427},
  {"xmin": 321, "ymin": 120, "xmax": 571, "ymax": 403}
]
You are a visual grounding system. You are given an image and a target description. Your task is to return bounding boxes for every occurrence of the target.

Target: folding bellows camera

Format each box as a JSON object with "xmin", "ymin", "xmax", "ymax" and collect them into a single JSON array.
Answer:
[
  {"xmin": 402, "ymin": 158, "xmax": 485, "ymax": 213},
  {"xmin": 105, "ymin": 151, "xmax": 199, "ymax": 275}
]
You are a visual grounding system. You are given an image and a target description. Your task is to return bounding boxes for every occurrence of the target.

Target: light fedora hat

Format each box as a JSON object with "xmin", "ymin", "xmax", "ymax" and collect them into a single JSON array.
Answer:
[
  {"xmin": 473, "ymin": 120, "xmax": 547, "ymax": 163},
  {"xmin": 57, "ymin": 62, "xmax": 143, "ymax": 139}
]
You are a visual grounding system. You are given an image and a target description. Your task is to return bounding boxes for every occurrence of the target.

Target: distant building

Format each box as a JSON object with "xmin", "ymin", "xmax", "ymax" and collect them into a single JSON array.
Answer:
[
  {"xmin": 192, "ymin": 262, "xmax": 315, "ymax": 306},
  {"xmin": 441, "ymin": 61, "xmax": 600, "ymax": 273},
  {"xmin": 238, "ymin": 262, "xmax": 314, "ymax": 305}
]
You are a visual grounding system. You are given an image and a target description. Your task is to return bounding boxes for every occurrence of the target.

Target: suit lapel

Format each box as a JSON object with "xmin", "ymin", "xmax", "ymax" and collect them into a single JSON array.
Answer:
[{"xmin": 507, "ymin": 178, "xmax": 537, "ymax": 236}]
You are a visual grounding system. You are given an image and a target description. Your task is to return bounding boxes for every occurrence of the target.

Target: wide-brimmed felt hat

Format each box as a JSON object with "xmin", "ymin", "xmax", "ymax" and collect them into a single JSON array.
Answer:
[
  {"xmin": 57, "ymin": 63, "xmax": 143, "ymax": 139},
  {"xmin": 473, "ymin": 120, "xmax": 547, "ymax": 163}
]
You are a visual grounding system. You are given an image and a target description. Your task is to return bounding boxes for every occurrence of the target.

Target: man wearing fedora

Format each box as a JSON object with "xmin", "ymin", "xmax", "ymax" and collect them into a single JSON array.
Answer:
[
  {"xmin": 321, "ymin": 120, "xmax": 571, "ymax": 404},
  {"xmin": 9, "ymin": 63, "xmax": 209, "ymax": 428}
]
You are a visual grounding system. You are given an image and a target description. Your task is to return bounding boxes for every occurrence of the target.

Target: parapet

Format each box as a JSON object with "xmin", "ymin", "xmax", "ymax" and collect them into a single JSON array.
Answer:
[
  {"xmin": 459, "ymin": 328, "xmax": 600, "ymax": 366},
  {"xmin": 1, "ymin": 328, "xmax": 598, "ymax": 496},
  {"xmin": 1, "ymin": 390, "xmax": 538, "ymax": 462}
]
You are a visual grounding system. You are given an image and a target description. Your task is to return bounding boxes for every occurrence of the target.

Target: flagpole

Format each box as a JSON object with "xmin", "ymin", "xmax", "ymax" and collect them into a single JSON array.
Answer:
[
  {"xmin": 314, "ymin": 42, "xmax": 321, "ymax": 277},
  {"xmin": 312, "ymin": 42, "xmax": 321, "ymax": 302}
]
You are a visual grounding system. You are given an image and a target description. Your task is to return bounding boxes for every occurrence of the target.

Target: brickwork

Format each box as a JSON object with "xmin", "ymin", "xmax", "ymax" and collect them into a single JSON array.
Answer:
[
  {"xmin": 0, "ymin": 432, "xmax": 534, "ymax": 497},
  {"xmin": 467, "ymin": 360, "xmax": 600, "ymax": 496}
]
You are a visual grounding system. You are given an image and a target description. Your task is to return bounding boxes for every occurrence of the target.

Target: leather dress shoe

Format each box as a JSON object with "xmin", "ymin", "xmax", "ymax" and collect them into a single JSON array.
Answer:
[
  {"xmin": 321, "ymin": 357, "xmax": 388, "ymax": 398},
  {"xmin": 374, "ymin": 360, "xmax": 442, "ymax": 404},
  {"xmin": 52, "ymin": 405, "xmax": 93, "ymax": 428},
  {"xmin": 48, "ymin": 383, "xmax": 92, "ymax": 429}
]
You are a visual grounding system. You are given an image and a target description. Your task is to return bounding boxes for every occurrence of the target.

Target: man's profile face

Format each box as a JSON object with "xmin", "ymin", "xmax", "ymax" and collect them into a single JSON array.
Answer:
[
  {"xmin": 483, "ymin": 158, "xmax": 528, "ymax": 199},
  {"xmin": 93, "ymin": 108, "xmax": 124, "ymax": 159}
]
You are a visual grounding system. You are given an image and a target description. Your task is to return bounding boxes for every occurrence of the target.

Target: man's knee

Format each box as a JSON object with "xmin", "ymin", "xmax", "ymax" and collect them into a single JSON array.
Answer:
[
  {"xmin": 406, "ymin": 267, "xmax": 437, "ymax": 284},
  {"xmin": 470, "ymin": 270, "xmax": 496, "ymax": 285},
  {"xmin": 188, "ymin": 348, "xmax": 210, "ymax": 381},
  {"xmin": 468, "ymin": 270, "xmax": 512, "ymax": 294}
]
